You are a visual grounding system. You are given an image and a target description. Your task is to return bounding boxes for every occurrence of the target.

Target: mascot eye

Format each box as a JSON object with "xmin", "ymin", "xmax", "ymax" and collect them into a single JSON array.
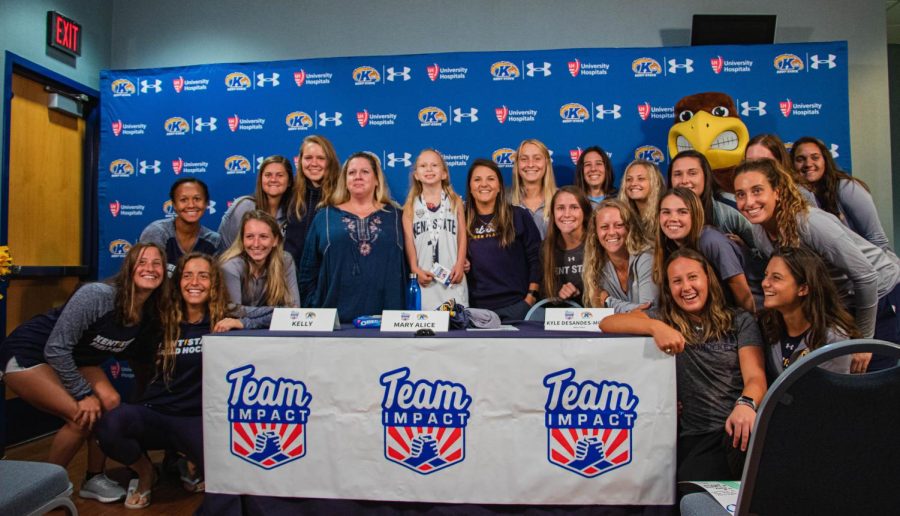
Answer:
[
  {"xmin": 711, "ymin": 106, "xmax": 730, "ymax": 117},
  {"xmin": 677, "ymin": 110, "xmax": 694, "ymax": 122}
]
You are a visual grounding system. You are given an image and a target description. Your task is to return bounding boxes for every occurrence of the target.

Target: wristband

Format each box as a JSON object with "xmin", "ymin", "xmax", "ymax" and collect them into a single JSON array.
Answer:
[
  {"xmin": 735, "ymin": 395, "xmax": 757, "ymax": 411},
  {"xmin": 527, "ymin": 289, "xmax": 540, "ymax": 298}
]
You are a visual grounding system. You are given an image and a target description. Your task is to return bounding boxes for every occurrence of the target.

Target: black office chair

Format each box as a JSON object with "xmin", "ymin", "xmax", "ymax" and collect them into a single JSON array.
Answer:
[{"xmin": 681, "ymin": 339, "xmax": 900, "ymax": 516}]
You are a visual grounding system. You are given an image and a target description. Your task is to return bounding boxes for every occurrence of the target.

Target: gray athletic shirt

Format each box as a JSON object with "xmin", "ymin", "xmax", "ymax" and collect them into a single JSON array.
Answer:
[
  {"xmin": 599, "ymin": 250, "xmax": 659, "ymax": 313},
  {"xmin": 217, "ymin": 196, "xmax": 288, "ymax": 250},
  {"xmin": 221, "ymin": 253, "xmax": 300, "ymax": 307},
  {"xmin": 751, "ymin": 207, "xmax": 900, "ymax": 338},
  {"xmin": 837, "ymin": 179, "xmax": 892, "ymax": 252},
  {"xmin": 675, "ymin": 310, "xmax": 762, "ymax": 436}
]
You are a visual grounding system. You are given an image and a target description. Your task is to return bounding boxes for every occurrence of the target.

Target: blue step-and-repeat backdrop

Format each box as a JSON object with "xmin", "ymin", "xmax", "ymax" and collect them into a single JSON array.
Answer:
[{"xmin": 99, "ymin": 41, "xmax": 848, "ymax": 277}]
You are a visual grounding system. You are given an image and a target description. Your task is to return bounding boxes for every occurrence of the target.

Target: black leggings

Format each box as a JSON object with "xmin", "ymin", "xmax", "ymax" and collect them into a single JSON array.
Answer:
[{"xmin": 95, "ymin": 403, "xmax": 203, "ymax": 471}]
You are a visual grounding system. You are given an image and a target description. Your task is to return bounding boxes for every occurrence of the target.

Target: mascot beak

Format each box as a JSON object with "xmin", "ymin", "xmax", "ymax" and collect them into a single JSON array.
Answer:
[{"xmin": 667, "ymin": 111, "xmax": 749, "ymax": 170}]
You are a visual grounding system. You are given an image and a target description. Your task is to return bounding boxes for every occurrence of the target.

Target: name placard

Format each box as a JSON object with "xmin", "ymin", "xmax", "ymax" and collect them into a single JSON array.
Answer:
[
  {"xmin": 270, "ymin": 308, "xmax": 340, "ymax": 331},
  {"xmin": 544, "ymin": 308, "xmax": 613, "ymax": 332},
  {"xmin": 381, "ymin": 310, "xmax": 449, "ymax": 332}
]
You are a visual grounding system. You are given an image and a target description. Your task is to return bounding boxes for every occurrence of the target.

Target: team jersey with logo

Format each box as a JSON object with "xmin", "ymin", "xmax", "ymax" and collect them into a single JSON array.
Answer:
[{"xmin": 410, "ymin": 194, "xmax": 468, "ymax": 309}]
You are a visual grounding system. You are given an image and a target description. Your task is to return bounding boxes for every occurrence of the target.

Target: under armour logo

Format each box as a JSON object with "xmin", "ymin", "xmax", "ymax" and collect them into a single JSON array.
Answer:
[
  {"xmin": 829, "ymin": 144, "xmax": 840, "ymax": 159},
  {"xmin": 207, "ymin": 200, "xmax": 217, "ymax": 215},
  {"xmin": 138, "ymin": 160, "xmax": 161, "ymax": 175},
  {"xmin": 318, "ymin": 112, "xmax": 342, "ymax": 126},
  {"xmin": 386, "ymin": 152, "xmax": 412, "ymax": 167},
  {"xmin": 453, "ymin": 108, "xmax": 478, "ymax": 123},
  {"xmin": 667, "ymin": 58, "xmax": 694, "ymax": 73},
  {"xmin": 194, "ymin": 117, "xmax": 217, "ymax": 131},
  {"xmin": 595, "ymin": 104, "xmax": 621, "ymax": 120},
  {"xmin": 140, "ymin": 79, "xmax": 162, "ymax": 93},
  {"xmin": 740, "ymin": 101, "xmax": 767, "ymax": 116},
  {"xmin": 386, "ymin": 66, "xmax": 411, "ymax": 81},
  {"xmin": 256, "ymin": 73, "xmax": 280, "ymax": 87},
  {"xmin": 526, "ymin": 61, "xmax": 551, "ymax": 77},
  {"xmin": 810, "ymin": 54, "xmax": 837, "ymax": 70}
]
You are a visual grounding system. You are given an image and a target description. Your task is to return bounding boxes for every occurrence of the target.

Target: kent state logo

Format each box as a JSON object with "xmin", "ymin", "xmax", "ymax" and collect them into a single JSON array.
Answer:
[
  {"xmin": 353, "ymin": 66, "xmax": 381, "ymax": 85},
  {"xmin": 225, "ymin": 72, "xmax": 252, "ymax": 91},
  {"xmin": 418, "ymin": 107, "xmax": 447, "ymax": 127},
  {"xmin": 543, "ymin": 368, "xmax": 638, "ymax": 478},
  {"xmin": 774, "ymin": 53, "xmax": 804, "ymax": 73},
  {"xmin": 163, "ymin": 117, "xmax": 189, "ymax": 136},
  {"xmin": 380, "ymin": 367, "xmax": 471, "ymax": 474},
  {"xmin": 227, "ymin": 364, "xmax": 312, "ymax": 470},
  {"xmin": 631, "ymin": 58, "xmax": 661, "ymax": 77},
  {"xmin": 559, "ymin": 103, "xmax": 589, "ymax": 123},
  {"xmin": 163, "ymin": 200, "xmax": 175, "ymax": 217},
  {"xmin": 492, "ymin": 148, "xmax": 515, "ymax": 168},
  {"xmin": 225, "ymin": 155, "xmax": 252, "ymax": 175},
  {"xmin": 110, "ymin": 79, "xmax": 136, "ymax": 96},
  {"xmin": 634, "ymin": 145, "xmax": 664, "ymax": 165},
  {"xmin": 109, "ymin": 159, "xmax": 135, "ymax": 178},
  {"xmin": 109, "ymin": 239, "xmax": 132, "ymax": 257},
  {"xmin": 285, "ymin": 111, "xmax": 313, "ymax": 131},
  {"xmin": 491, "ymin": 61, "xmax": 520, "ymax": 80}
]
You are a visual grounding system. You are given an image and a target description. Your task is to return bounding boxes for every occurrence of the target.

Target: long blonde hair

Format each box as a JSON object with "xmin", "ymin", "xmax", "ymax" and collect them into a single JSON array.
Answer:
[
  {"xmin": 618, "ymin": 159, "xmax": 664, "ymax": 242},
  {"xmin": 582, "ymin": 199, "xmax": 650, "ymax": 307},
  {"xmin": 511, "ymin": 138, "xmax": 557, "ymax": 221},
  {"xmin": 160, "ymin": 253, "xmax": 232, "ymax": 383},
  {"xmin": 219, "ymin": 210, "xmax": 294, "ymax": 306},
  {"xmin": 291, "ymin": 135, "xmax": 340, "ymax": 217},
  {"xmin": 327, "ymin": 152, "xmax": 398, "ymax": 208},
  {"xmin": 402, "ymin": 149, "xmax": 462, "ymax": 214}
]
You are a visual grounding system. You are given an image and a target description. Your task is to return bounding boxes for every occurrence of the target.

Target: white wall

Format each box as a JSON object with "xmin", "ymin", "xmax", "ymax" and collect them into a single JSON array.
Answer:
[
  {"xmin": 109, "ymin": 0, "xmax": 893, "ymax": 240},
  {"xmin": 0, "ymin": 0, "xmax": 113, "ymax": 193}
]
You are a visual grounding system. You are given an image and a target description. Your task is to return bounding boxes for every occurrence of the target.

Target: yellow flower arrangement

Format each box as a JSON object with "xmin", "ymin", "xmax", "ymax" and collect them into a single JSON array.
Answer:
[{"xmin": 0, "ymin": 245, "xmax": 16, "ymax": 299}]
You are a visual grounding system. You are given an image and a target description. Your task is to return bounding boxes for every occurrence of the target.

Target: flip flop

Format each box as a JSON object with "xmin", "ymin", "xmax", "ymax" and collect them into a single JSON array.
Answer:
[
  {"xmin": 124, "ymin": 478, "xmax": 152, "ymax": 509},
  {"xmin": 177, "ymin": 458, "xmax": 205, "ymax": 493}
]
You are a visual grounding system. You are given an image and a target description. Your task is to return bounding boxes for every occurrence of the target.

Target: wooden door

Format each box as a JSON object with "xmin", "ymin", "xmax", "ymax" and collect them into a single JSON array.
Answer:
[{"xmin": 3, "ymin": 73, "xmax": 88, "ymax": 442}]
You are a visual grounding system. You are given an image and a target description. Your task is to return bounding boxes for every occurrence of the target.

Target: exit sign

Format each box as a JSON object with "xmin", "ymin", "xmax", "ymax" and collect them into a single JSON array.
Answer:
[{"xmin": 47, "ymin": 11, "xmax": 81, "ymax": 57}]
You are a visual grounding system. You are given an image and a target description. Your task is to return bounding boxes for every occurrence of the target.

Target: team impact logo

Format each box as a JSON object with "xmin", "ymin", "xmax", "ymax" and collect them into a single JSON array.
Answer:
[
  {"xmin": 380, "ymin": 367, "xmax": 471, "ymax": 474},
  {"xmin": 543, "ymin": 368, "xmax": 638, "ymax": 478},
  {"xmin": 227, "ymin": 365, "xmax": 312, "ymax": 470}
]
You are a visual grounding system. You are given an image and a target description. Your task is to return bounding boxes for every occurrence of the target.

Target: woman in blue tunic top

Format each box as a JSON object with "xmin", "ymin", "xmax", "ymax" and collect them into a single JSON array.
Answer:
[{"xmin": 299, "ymin": 152, "xmax": 406, "ymax": 322}]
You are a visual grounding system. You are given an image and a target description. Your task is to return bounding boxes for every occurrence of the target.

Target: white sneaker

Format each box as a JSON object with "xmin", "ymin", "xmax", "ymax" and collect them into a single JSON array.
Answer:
[{"xmin": 79, "ymin": 473, "xmax": 126, "ymax": 503}]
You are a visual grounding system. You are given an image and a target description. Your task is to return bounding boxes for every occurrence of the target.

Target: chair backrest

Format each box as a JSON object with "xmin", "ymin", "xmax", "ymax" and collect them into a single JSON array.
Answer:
[
  {"xmin": 735, "ymin": 339, "xmax": 900, "ymax": 516},
  {"xmin": 524, "ymin": 298, "xmax": 581, "ymax": 321}
]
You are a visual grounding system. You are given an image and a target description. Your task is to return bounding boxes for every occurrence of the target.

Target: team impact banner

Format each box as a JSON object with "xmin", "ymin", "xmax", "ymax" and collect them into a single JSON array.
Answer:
[
  {"xmin": 202, "ymin": 333, "xmax": 675, "ymax": 504},
  {"xmin": 99, "ymin": 41, "xmax": 848, "ymax": 277}
]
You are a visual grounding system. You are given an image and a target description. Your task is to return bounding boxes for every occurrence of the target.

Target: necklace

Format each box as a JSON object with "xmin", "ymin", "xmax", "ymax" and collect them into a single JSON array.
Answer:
[{"xmin": 475, "ymin": 214, "xmax": 495, "ymax": 235}]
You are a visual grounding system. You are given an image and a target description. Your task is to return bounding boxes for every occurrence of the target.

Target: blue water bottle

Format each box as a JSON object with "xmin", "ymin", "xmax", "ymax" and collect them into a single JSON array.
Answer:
[{"xmin": 406, "ymin": 273, "xmax": 422, "ymax": 310}]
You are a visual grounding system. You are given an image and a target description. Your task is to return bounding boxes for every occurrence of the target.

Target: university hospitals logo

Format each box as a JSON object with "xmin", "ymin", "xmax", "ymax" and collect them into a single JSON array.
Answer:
[
  {"xmin": 111, "ymin": 120, "xmax": 123, "ymax": 136},
  {"xmin": 294, "ymin": 70, "xmax": 306, "ymax": 86},
  {"xmin": 568, "ymin": 59, "xmax": 581, "ymax": 77},
  {"xmin": 495, "ymin": 106, "xmax": 509, "ymax": 123},
  {"xmin": 173, "ymin": 76, "xmax": 184, "ymax": 92},
  {"xmin": 110, "ymin": 201, "xmax": 121, "ymax": 217},
  {"xmin": 543, "ymin": 369, "xmax": 638, "ymax": 478},
  {"xmin": 780, "ymin": 99, "xmax": 793, "ymax": 117},
  {"xmin": 380, "ymin": 367, "xmax": 470, "ymax": 474},
  {"xmin": 227, "ymin": 365, "xmax": 311, "ymax": 470},
  {"xmin": 427, "ymin": 64, "xmax": 439, "ymax": 81},
  {"xmin": 711, "ymin": 56, "xmax": 724, "ymax": 74},
  {"xmin": 357, "ymin": 110, "xmax": 370, "ymax": 127}
]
